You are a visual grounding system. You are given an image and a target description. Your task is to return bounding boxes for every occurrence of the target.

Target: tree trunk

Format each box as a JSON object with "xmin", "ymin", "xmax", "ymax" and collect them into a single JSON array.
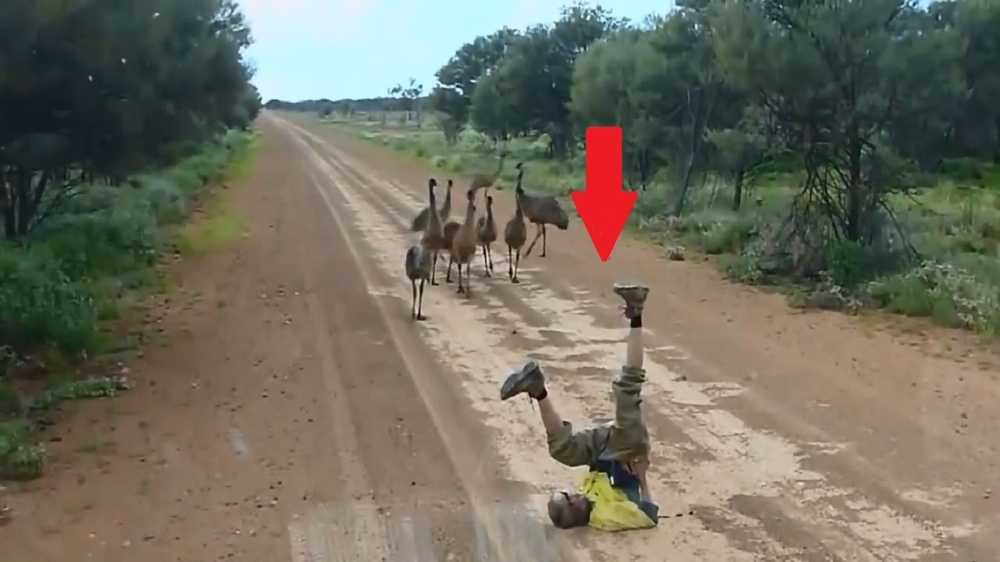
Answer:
[
  {"xmin": 1, "ymin": 185, "xmax": 13, "ymax": 239},
  {"xmin": 672, "ymin": 86, "xmax": 717, "ymax": 216},
  {"xmin": 732, "ymin": 166, "xmax": 745, "ymax": 211},
  {"xmin": 845, "ymin": 116, "xmax": 862, "ymax": 242}
]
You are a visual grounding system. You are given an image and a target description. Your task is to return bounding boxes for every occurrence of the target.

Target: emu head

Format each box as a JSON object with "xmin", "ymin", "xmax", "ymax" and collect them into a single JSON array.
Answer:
[
  {"xmin": 486, "ymin": 195, "xmax": 493, "ymax": 207},
  {"xmin": 465, "ymin": 189, "xmax": 478, "ymax": 212}
]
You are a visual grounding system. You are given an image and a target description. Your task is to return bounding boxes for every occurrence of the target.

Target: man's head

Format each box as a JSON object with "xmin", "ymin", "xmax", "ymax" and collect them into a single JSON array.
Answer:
[{"xmin": 546, "ymin": 489, "xmax": 590, "ymax": 529}]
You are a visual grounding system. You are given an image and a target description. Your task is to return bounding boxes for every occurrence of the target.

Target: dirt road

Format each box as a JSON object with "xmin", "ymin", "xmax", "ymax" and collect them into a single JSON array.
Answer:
[{"xmin": 3, "ymin": 112, "xmax": 997, "ymax": 561}]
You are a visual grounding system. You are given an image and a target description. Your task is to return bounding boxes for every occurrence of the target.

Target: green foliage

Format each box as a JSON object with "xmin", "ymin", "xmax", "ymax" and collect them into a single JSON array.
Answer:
[
  {"xmin": 0, "ymin": 132, "xmax": 251, "ymax": 483},
  {"xmin": 868, "ymin": 261, "xmax": 1000, "ymax": 334},
  {"xmin": 0, "ymin": 376, "xmax": 132, "ymax": 480},
  {"xmin": 0, "ymin": 420, "xmax": 46, "ymax": 480},
  {"xmin": 0, "ymin": 132, "xmax": 253, "ymax": 368},
  {"xmin": 0, "ymin": 0, "xmax": 259, "ymax": 239},
  {"xmin": 0, "ymin": 0, "xmax": 259, "ymax": 483},
  {"xmin": 0, "ymin": 247, "xmax": 100, "ymax": 358},
  {"xmin": 31, "ymin": 376, "xmax": 132, "ymax": 412}
]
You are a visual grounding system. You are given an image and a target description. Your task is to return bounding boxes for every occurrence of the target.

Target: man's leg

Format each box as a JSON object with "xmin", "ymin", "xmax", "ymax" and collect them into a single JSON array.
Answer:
[
  {"xmin": 500, "ymin": 360, "xmax": 601, "ymax": 467},
  {"xmin": 609, "ymin": 282, "xmax": 651, "ymax": 460}
]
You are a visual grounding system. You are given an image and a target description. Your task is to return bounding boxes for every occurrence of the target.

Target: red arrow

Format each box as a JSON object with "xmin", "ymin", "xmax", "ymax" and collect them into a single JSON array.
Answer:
[{"xmin": 571, "ymin": 126, "xmax": 637, "ymax": 262}]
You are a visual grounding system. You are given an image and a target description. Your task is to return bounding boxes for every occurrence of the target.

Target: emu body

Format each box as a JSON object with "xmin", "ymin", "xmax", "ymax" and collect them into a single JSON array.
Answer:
[
  {"xmin": 442, "ymin": 220, "xmax": 461, "ymax": 283},
  {"xmin": 476, "ymin": 195, "xmax": 498, "ymax": 276},
  {"xmin": 418, "ymin": 178, "xmax": 446, "ymax": 285},
  {"xmin": 514, "ymin": 162, "xmax": 568, "ymax": 258},
  {"xmin": 449, "ymin": 189, "xmax": 479, "ymax": 297},
  {"xmin": 468, "ymin": 153, "xmax": 506, "ymax": 196},
  {"xmin": 404, "ymin": 245, "xmax": 432, "ymax": 320},
  {"xmin": 504, "ymin": 193, "xmax": 528, "ymax": 283}
]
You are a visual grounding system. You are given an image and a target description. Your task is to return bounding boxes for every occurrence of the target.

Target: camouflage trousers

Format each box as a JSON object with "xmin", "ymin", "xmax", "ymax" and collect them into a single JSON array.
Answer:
[{"xmin": 546, "ymin": 329, "xmax": 649, "ymax": 465}]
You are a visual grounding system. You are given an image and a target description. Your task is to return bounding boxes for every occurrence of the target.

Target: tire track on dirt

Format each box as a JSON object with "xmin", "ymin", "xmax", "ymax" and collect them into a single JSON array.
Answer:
[
  {"xmin": 273, "ymin": 115, "xmax": 986, "ymax": 562},
  {"xmin": 275, "ymin": 118, "xmax": 570, "ymax": 562}
]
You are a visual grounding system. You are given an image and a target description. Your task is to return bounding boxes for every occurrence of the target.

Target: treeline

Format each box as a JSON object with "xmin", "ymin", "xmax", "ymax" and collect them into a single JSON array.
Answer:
[
  {"xmin": 416, "ymin": 3, "xmax": 993, "ymax": 278},
  {"xmin": 1, "ymin": 0, "xmax": 261, "ymax": 475},
  {"xmin": 417, "ymin": 0, "xmax": 1000, "ymax": 330},
  {"xmin": 265, "ymin": 97, "xmax": 401, "ymax": 115},
  {"xmin": 267, "ymin": 88, "xmax": 431, "ymax": 122},
  {"xmin": 431, "ymin": 0, "xmax": 998, "ymax": 205},
  {"xmin": 2, "ymin": 0, "xmax": 261, "ymax": 239}
]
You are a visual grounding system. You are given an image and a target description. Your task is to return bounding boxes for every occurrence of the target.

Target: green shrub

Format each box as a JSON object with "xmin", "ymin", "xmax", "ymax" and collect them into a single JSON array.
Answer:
[
  {"xmin": 826, "ymin": 239, "xmax": 870, "ymax": 288},
  {"xmin": 0, "ymin": 246, "xmax": 99, "ymax": 357},
  {"xmin": 0, "ymin": 131, "xmax": 254, "ymax": 367},
  {"xmin": 684, "ymin": 212, "xmax": 758, "ymax": 255},
  {"xmin": 0, "ymin": 420, "xmax": 46, "ymax": 480},
  {"xmin": 33, "ymin": 211, "xmax": 160, "ymax": 281},
  {"xmin": 867, "ymin": 261, "xmax": 1000, "ymax": 333}
]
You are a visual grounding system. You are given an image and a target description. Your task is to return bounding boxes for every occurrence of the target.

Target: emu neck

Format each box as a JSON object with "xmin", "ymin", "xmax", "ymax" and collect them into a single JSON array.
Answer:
[
  {"xmin": 428, "ymin": 197, "xmax": 440, "ymax": 225},
  {"xmin": 463, "ymin": 200, "xmax": 476, "ymax": 228},
  {"xmin": 440, "ymin": 190, "xmax": 452, "ymax": 216}
]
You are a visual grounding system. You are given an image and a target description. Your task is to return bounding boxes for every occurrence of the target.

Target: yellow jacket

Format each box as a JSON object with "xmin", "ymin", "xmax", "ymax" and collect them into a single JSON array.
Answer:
[{"xmin": 578, "ymin": 471, "xmax": 658, "ymax": 532}]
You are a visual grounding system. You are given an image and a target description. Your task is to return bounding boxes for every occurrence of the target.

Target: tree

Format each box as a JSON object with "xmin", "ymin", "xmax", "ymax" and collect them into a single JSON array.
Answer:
[
  {"xmin": 951, "ymin": 0, "xmax": 1000, "ymax": 163},
  {"xmin": 570, "ymin": 31, "xmax": 673, "ymax": 189},
  {"xmin": 645, "ymin": 5, "xmax": 729, "ymax": 215},
  {"xmin": 0, "ymin": 0, "xmax": 256, "ymax": 239},
  {"xmin": 705, "ymin": 107, "xmax": 776, "ymax": 211},
  {"xmin": 492, "ymin": 3, "xmax": 622, "ymax": 157},
  {"xmin": 399, "ymin": 78, "xmax": 424, "ymax": 123},
  {"xmin": 431, "ymin": 28, "xmax": 521, "ymax": 131},
  {"xmin": 710, "ymin": 0, "xmax": 919, "ymax": 280},
  {"xmin": 469, "ymin": 71, "xmax": 516, "ymax": 145},
  {"xmin": 429, "ymin": 87, "xmax": 467, "ymax": 145}
]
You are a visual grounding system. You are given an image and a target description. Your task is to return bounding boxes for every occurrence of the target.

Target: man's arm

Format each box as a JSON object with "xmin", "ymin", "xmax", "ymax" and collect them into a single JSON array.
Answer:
[
  {"xmin": 637, "ymin": 479, "xmax": 660, "ymax": 523},
  {"xmin": 632, "ymin": 458, "xmax": 660, "ymax": 525}
]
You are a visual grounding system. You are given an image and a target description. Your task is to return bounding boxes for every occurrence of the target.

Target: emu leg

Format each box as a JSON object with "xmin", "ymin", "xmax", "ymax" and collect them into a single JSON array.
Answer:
[
  {"xmin": 431, "ymin": 251, "xmax": 440, "ymax": 285},
  {"xmin": 524, "ymin": 224, "xmax": 543, "ymax": 257},
  {"xmin": 481, "ymin": 245, "xmax": 491, "ymax": 277},
  {"xmin": 507, "ymin": 246, "xmax": 513, "ymax": 279},
  {"xmin": 541, "ymin": 224, "xmax": 547, "ymax": 257},
  {"xmin": 415, "ymin": 279, "xmax": 427, "ymax": 321},
  {"xmin": 456, "ymin": 263, "xmax": 465, "ymax": 294},
  {"xmin": 410, "ymin": 279, "xmax": 417, "ymax": 319},
  {"xmin": 465, "ymin": 263, "xmax": 472, "ymax": 298},
  {"xmin": 446, "ymin": 254, "xmax": 454, "ymax": 283},
  {"xmin": 512, "ymin": 249, "xmax": 521, "ymax": 284},
  {"xmin": 487, "ymin": 243, "xmax": 494, "ymax": 272}
]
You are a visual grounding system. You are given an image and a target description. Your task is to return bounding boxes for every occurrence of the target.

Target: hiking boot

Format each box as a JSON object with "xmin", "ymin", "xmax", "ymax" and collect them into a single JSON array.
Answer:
[
  {"xmin": 500, "ymin": 360, "xmax": 546, "ymax": 401},
  {"xmin": 613, "ymin": 282, "xmax": 649, "ymax": 319}
]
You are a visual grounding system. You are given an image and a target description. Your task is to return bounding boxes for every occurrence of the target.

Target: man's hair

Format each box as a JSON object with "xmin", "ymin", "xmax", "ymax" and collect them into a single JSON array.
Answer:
[{"xmin": 547, "ymin": 491, "xmax": 585, "ymax": 529}]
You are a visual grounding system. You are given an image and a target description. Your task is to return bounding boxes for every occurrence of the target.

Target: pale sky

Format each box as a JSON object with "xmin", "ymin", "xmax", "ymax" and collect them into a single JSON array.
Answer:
[{"xmin": 239, "ymin": 0, "xmax": 673, "ymax": 102}]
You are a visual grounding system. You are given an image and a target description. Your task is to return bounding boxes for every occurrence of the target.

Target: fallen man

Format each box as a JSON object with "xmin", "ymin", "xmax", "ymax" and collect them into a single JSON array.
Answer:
[{"xmin": 500, "ymin": 282, "xmax": 659, "ymax": 531}]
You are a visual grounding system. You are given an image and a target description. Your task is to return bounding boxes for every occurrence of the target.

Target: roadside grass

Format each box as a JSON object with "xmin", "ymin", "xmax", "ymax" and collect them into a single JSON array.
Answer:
[
  {"xmin": 0, "ymin": 128, "xmax": 258, "ymax": 481},
  {"xmin": 175, "ymin": 200, "xmax": 247, "ymax": 256},
  {"xmin": 321, "ymin": 112, "xmax": 1000, "ymax": 336}
]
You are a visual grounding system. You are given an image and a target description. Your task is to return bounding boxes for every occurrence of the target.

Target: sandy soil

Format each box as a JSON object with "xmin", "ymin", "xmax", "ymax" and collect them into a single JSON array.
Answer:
[{"xmin": 2, "ymin": 112, "xmax": 997, "ymax": 562}]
